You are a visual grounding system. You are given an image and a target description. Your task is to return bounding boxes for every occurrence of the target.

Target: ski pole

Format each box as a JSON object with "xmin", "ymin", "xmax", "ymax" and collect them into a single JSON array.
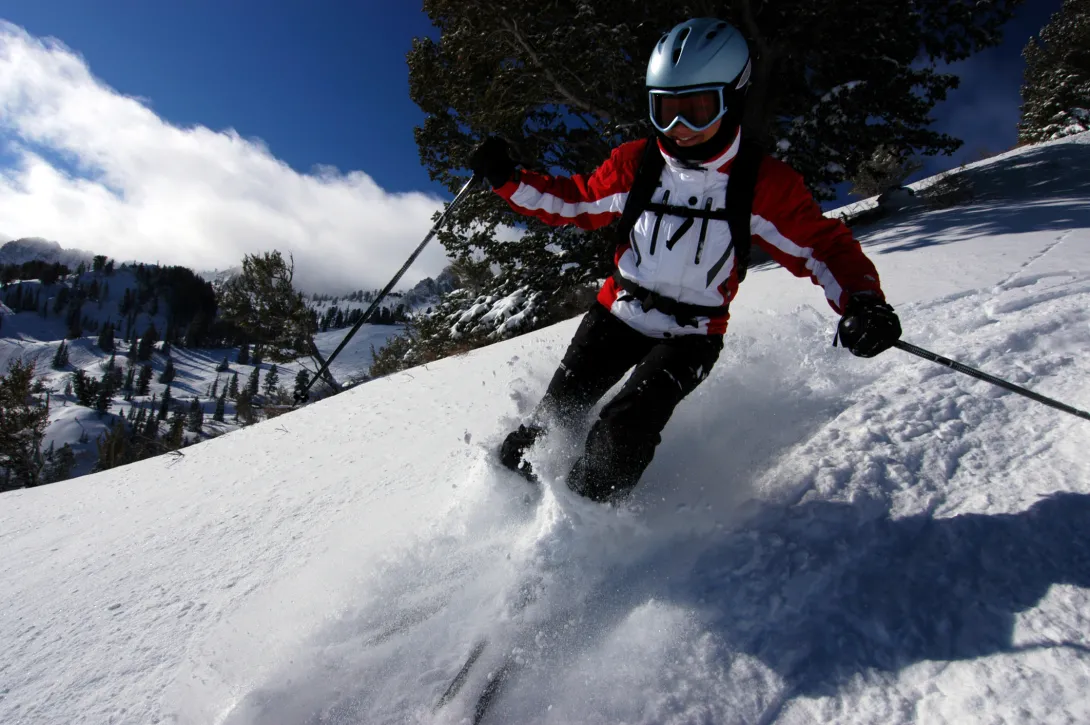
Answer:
[
  {"xmin": 295, "ymin": 173, "xmax": 485, "ymax": 404},
  {"xmin": 894, "ymin": 340, "xmax": 1090, "ymax": 422}
]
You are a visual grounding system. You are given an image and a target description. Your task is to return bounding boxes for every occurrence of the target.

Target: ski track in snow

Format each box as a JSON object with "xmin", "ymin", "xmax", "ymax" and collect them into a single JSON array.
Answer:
[{"xmin": 1, "ymin": 134, "xmax": 1090, "ymax": 725}]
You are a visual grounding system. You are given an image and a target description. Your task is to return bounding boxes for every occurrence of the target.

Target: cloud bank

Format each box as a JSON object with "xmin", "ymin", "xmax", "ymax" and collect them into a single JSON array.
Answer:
[{"xmin": 0, "ymin": 21, "xmax": 455, "ymax": 293}]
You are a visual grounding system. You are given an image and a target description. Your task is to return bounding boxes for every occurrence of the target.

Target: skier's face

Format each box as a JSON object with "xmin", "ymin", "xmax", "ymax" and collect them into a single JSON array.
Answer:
[{"xmin": 665, "ymin": 117, "xmax": 722, "ymax": 147}]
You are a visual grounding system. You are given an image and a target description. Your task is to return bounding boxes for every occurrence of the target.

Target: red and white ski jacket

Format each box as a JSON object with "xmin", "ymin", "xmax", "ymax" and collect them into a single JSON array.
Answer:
[{"xmin": 494, "ymin": 132, "xmax": 886, "ymax": 338}]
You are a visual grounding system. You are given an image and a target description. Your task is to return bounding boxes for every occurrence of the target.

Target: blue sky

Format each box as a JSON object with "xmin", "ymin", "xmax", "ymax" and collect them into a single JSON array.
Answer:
[{"xmin": 0, "ymin": 0, "xmax": 1064, "ymax": 197}]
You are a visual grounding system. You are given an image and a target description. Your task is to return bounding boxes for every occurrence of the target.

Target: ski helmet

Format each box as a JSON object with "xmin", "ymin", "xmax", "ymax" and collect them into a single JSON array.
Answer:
[{"xmin": 646, "ymin": 19, "xmax": 751, "ymax": 157}]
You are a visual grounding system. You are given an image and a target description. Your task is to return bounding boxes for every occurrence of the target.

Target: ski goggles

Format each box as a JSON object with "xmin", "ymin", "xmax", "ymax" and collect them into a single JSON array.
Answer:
[{"xmin": 648, "ymin": 85, "xmax": 729, "ymax": 134}]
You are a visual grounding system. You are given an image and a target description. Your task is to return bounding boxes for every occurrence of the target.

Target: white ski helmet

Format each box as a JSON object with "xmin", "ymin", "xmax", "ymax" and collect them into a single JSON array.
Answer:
[{"xmin": 646, "ymin": 19, "xmax": 752, "ymax": 135}]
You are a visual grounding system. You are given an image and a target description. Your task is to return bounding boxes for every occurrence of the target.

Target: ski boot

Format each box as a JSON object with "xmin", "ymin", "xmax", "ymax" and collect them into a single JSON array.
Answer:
[{"xmin": 498, "ymin": 424, "xmax": 544, "ymax": 483}]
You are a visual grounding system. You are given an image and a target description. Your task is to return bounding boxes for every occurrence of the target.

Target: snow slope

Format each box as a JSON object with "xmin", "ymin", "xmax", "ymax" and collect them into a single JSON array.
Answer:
[{"xmin": 2, "ymin": 134, "xmax": 1089, "ymax": 725}]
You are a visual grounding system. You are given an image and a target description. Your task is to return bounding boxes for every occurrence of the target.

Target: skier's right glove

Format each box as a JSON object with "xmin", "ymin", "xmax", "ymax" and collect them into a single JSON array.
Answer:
[
  {"xmin": 835, "ymin": 294, "xmax": 901, "ymax": 358},
  {"xmin": 469, "ymin": 136, "xmax": 518, "ymax": 189}
]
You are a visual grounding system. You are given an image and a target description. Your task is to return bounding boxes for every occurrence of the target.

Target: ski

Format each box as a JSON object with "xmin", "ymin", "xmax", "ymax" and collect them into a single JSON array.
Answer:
[
  {"xmin": 435, "ymin": 638, "xmax": 488, "ymax": 709},
  {"xmin": 472, "ymin": 655, "xmax": 515, "ymax": 725}
]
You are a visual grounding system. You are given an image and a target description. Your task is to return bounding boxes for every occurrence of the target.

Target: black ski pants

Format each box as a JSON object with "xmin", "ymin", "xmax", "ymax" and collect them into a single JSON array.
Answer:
[{"xmin": 533, "ymin": 303, "xmax": 723, "ymax": 501}]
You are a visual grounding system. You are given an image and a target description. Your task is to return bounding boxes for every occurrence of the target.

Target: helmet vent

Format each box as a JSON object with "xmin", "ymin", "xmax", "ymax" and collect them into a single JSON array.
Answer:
[
  {"xmin": 678, "ymin": 27, "xmax": 691, "ymax": 43},
  {"xmin": 672, "ymin": 48, "xmax": 682, "ymax": 64},
  {"xmin": 706, "ymin": 31, "xmax": 717, "ymax": 40}
]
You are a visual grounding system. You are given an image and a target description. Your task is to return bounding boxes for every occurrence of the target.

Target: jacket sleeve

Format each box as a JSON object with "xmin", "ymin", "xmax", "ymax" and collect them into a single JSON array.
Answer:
[
  {"xmin": 749, "ymin": 157, "xmax": 885, "ymax": 314},
  {"xmin": 492, "ymin": 139, "xmax": 646, "ymax": 231}
]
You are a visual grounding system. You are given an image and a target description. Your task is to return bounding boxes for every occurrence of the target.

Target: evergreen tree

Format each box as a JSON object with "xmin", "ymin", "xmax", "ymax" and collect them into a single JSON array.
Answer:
[
  {"xmin": 136, "ymin": 364, "xmax": 153, "ymax": 396},
  {"xmin": 123, "ymin": 366, "xmax": 135, "ymax": 396},
  {"xmin": 95, "ymin": 420, "xmax": 130, "ymax": 471},
  {"xmin": 158, "ymin": 384, "xmax": 172, "ymax": 421},
  {"xmin": 218, "ymin": 252, "xmax": 317, "ymax": 362},
  {"xmin": 127, "ymin": 337, "xmax": 138, "ymax": 361},
  {"xmin": 1018, "ymin": 0, "xmax": 1090, "ymax": 143},
  {"xmin": 247, "ymin": 367, "xmax": 261, "ymax": 397},
  {"xmin": 228, "ymin": 372, "xmax": 240, "ymax": 400},
  {"xmin": 0, "ymin": 359, "xmax": 50, "ymax": 488},
  {"xmin": 187, "ymin": 398, "xmax": 204, "ymax": 433},
  {"xmin": 96, "ymin": 321, "xmax": 115, "ymax": 352},
  {"xmin": 137, "ymin": 323, "xmax": 160, "ymax": 361},
  {"xmin": 211, "ymin": 377, "xmax": 220, "ymax": 398},
  {"xmin": 159, "ymin": 357, "xmax": 176, "ymax": 384},
  {"xmin": 41, "ymin": 442, "xmax": 75, "ymax": 484},
  {"xmin": 213, "ymin": 389, "xmax": 226, "ymax": 422},
  {"xmin": 251, "ymin": 344, "xmax": 264, "ymax": 367},
  {"xmin": 216, "ymin": 356, "xmax": 231, "ymax": 373},
  {"xmin": 235, "ymin": 388, "xmax": 255, "ymax": 425},
  {"xmin": 51, "ymin": 341, "xmax": 70, "ymax": 370},
  {"xmin": 143, "ymin": 409, "xmax": 159, "ymax": 440},
  {"xmin": 237, "ymin": 343, "xmax": 250, "ymax": 365},
  {"xmin": 94, "ymin": 375, "xmax": 113, "ymax": 415},
  {"xmin": 167, "ymin": 411, "xmax": 186, "ymax": 449},
  {"xmin": 263, "ymin": 364, "xmax": 280, "ymax": 397},
  {"xmin": 65, "ymin": 300, "xmax": 83, "ymax": 340},
  {"xmin": 294, "ymin": 369, "xmax": 310, "ymax": 400}
]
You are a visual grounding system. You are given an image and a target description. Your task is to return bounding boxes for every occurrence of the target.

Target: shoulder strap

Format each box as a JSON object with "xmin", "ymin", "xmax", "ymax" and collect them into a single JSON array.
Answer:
[
  {"xmin": 615, "ymin": 137, "xmax": 666, "ymax": 246},
  {"xmin": 726, "ymin": 139, "xmax": 765, "ymax": 283}
]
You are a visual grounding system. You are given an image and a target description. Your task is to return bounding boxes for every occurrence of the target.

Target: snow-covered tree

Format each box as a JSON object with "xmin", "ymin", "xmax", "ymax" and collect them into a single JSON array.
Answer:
[{"xmin": 1018, "ymin": 0, "xmax": 1090, "ymax": 143}]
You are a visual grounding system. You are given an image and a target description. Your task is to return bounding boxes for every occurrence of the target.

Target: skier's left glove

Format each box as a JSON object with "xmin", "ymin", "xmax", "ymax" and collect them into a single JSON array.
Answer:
[
  {"xmin": 835, "ymin": 294, "xmax": 901, "ymax": 358},
  {"xmin": 469, "ymin": 136, "xmax": 518, "ymax": 189}
]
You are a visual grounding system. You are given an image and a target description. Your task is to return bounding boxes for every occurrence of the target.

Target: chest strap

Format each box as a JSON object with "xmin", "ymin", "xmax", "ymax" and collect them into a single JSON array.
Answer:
[{"xmin": 612, "ymin": 271, "xmax": 729, "ymax": 328}]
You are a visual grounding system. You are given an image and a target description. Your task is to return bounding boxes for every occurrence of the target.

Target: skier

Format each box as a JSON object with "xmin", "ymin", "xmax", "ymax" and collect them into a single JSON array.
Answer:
[{"xmin": 469, "ymin": 18, "xmax": 901, "ymax": 503}]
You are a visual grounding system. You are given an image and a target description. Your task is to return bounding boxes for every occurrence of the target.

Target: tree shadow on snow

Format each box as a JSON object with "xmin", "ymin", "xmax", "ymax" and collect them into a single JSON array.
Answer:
[
  {"xmin": 660, "ymin": 490, "xmax": 1090, "ymax": 698},
  {"xmin": 868, "ymin": 143, "xmax": 1090, "ymax": 255}
]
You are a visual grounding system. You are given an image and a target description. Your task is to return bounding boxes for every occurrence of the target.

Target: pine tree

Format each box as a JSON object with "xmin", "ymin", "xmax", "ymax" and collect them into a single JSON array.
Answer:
[
  {"xmin": 0, "ymin": 359, "xmax": 50, "ymax": 487},
  {"xmin": 228, "ymin": 372, "xmax": 240, "ymax": 399},
  {"xmin": 127, "ymin": 337, "xmax": 138, "ymax": 361},
  {"xmin": 159, "ymin": 357, "xmax": 175, "ymax": 384},
  {"xmin": 1018, "ymin": 0, "xmax": 1090, "ymax": 143},
  {"xmin": 216, "ymin": 356, "xmax": 230, "ymax": 372},
  {"xmin": 294, "ymin": 369, "xmax": 310, "ymax": 400},
  {"xmin": 187, "ymin": 398, "xmax": 204, "ymax": 433},
  {"xmin": 247, "ymin": 367, "xmax": 260, "ymax": 397},
  {"xmin": 52, "ymin": 341, "xmax": 69, "ymax": 370},
  {"xmin": 158, "ymin": 384, "xmax": 172, "ymax": 421},
  {"xmin": 211, "ymin": 377, "xmax": 219, "ymax": 398},
  {"xmin": 95, "ymin": 371, "xmax": 113, "ymax": 415},
  {"xmin": 213, "ymin": 389, "xmax": 226, "ymax": 422},
  {"xmin": 235, "ymin": 388, "xmax": 255, "ymax": 425},
  {"xmin": 263, "ymin": 365, "xmax": 280, "ymax": 397},
  {"xmin": 136, "ymin": 364, "xmax": 153, "ymax": 396},
  {"xmin": 218, "ymin": 253, "xmax": 317, "ymax": 362},
  {"xmin": 237, "ymin": 343, "xmax": 250, "ymax": 365},
  {"xmin": 123, "ymin": 366, "xmax": 135, "ymax": 396},
  {"xmin": 96, "ymin": 321, "xmax": 115, "ymax": 352},
  {"xmin": 167, "ymin": 411, "xmax": 186, "ymax": 449},
  {"xmin": 137, "ymin": 324, "xmax": 159, "ymax": 361},
  {"xmin": 251, "ymin": 345, "xmax": 264, "ymax": 367}
]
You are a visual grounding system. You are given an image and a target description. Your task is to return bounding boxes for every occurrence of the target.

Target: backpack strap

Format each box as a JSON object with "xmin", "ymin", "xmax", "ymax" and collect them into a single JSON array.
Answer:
[
  {"xmin": 725, "ymin": 139, "xmax": 765, "ymax": 283},
  {"xmin": 615, "ymin": 136, "xmax": 666, "ymax": 249}
]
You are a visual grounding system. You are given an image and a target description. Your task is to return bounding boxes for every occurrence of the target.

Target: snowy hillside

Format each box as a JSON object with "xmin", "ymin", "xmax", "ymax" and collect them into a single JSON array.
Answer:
[
  {"xmin": 0, "ymin": 263, "xmax": 404, "ymax": 479},
  {"xmin": 2, "ymin": 133, "xmax": 1089, "ymax": 725}
]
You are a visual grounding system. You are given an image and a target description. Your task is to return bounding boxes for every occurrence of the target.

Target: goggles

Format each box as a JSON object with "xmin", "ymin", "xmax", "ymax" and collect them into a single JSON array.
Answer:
[{"xmin": 648, "ymin": 85, "xmax": 729, "ymax": 134}]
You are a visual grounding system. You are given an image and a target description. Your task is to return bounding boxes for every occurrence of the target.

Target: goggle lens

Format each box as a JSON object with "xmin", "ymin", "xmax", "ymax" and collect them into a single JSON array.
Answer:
[{"xmin": 649, "ymin": 88, "xmax": 726, "ymax": 133}]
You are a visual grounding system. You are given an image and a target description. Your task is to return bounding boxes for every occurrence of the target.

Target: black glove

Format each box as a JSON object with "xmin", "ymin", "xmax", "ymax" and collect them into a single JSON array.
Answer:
[
  {"xmin": 836, "ymin": 294, "xmax": 901, "ymax": 358},
  {"xmin": 469, "ymin": 136, "xmax": 518, "ymax": 188}
]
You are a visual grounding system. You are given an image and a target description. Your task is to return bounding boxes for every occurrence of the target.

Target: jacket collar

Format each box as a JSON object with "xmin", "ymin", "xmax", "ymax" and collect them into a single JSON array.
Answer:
[{"xmin": 657, "ymin": 128, "xmax": 742, "ymax": 174}]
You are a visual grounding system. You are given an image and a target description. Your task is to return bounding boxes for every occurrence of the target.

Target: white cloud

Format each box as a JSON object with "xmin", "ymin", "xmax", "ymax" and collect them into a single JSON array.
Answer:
[{"xmin": 0, "ymin": 21, "xmax": 460, "ymax": 293}]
